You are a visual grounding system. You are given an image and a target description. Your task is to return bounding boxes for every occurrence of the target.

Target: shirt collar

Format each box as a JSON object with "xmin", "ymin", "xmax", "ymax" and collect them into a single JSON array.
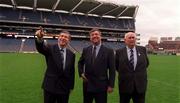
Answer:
[
  {"xmin": 93, "ymin": 42, "xmax": 101, "ymax": 48},
  {"xmin": 126, "ymin": 46, "xmax": 136, "ymax": 52},
  {"xmin": 58, "ymin": 44, "xmax": 66, "ymax": 51}
]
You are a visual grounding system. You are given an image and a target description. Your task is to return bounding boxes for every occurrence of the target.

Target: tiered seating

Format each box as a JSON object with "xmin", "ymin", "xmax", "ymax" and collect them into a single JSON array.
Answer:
[
  {"xmin": 70, "ymin": 40, "xmax": 90, "ymax": 52},
  {"xmin": 103, "ymin": 42, "xmax": 125, "ymax": 50},
  {"xmin": 76, "ymin": 15, "xmax": 96, "ymax": 26},
  {"xmin": 46, "ymin": 39, "xmax": 58, "ymax": 44},
  {"xmin": 0, "ymin": 7, "xmax": 135, "ymax": 30},
  {"xmin": 93, "ymin": 17, "xmax": 105, "ymax": 28},
  {"xmin": 0, "ymin": 7, "xmax": 19, "ymax": 21},
  {"xmin": 22, "ymin": 39, "xmax": 36, "ymax": 51},
  {"xmin": 0, "ymin": 38, "xmax": 21, "ymax": 52},
  {"xmin": 60, "ymin": 13, "xmax": 80, "ymax": 25},
  {"xmin": 20, "ymin": 9, "xmax": 42, "ymax": 22},
  {"xmin": 41, "ymin": 12, "xmax": 60, "ymax": 24},
  {"xmin": 0, "ymin": 38, "xmax": 126, "ymax": 52},
  {"xmin": 0, "ymin": 7, "xmax": 131, "ymax": 53}
]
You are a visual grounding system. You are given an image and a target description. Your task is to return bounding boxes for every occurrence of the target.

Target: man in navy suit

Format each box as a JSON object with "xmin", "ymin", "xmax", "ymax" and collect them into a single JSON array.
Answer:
[
  {"xmin": 116, "ymin": 32, "xmax": 149, "ymax": 103},
  {"xmin": 35, "ymin": 28, "xmax": 75, "ymax": 103},
  {"xmin": 78, "ymin": 28, "xmax": 115, "ymax": 103}
]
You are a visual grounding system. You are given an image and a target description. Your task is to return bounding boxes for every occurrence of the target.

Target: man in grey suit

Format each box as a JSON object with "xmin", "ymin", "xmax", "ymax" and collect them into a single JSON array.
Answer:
[
  {"xmin": 78, "ymin": 28, "xmax": 115, "ymax": 103},
  {"xmin": 116, "ymin": 32, "xmax": 149, "ymax": 103},
  {"xmin": 35, "ymin": 28, "xmax": 75, "ymax": 103}
]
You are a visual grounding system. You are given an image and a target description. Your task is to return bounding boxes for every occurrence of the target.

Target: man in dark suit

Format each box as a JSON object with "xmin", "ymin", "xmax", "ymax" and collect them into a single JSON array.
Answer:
[
  {"xmin": 116, "ymin": 32, "xmax": 149, "ymax": 103},
  {"xmin": 78, "ymin": 28, "xmax": 115, "ymax": 103},
  {"xmin": 35, "ymin": 28, "xmax": 75, "ymax": 103}
]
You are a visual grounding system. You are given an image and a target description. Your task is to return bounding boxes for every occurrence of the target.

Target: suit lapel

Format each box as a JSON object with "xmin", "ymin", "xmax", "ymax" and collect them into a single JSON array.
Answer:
[
  {"xmin": 94, "ymin": 45, "xmax": 104, "ymax": 63},
  {"xmin": 135, "ymin": 46, "xmax": 141, "ymax": 70},
  {"xmin": 88, "ymin": 46, "xmax": 93, "ymax": 64},
  {"xmin": 52, "ymin": 45, "xmax": 63, "ymax": 70},
  {"xmin": 123, "ymin": 47, "xmax": 134, "ymax": 72},
  {"xmin": 123, "ymin": 47, "xmax": 129, "ymax": 65},
  {"xmin": 65, "ymin": 49, "xmax": 70, "ymax": 70}
]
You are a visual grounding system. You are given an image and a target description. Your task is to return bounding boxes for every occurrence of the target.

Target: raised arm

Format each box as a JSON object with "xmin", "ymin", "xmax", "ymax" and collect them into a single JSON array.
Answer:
[{"xmin": 35, "ymin": 27, "xmax": 50, "ymax": 55}]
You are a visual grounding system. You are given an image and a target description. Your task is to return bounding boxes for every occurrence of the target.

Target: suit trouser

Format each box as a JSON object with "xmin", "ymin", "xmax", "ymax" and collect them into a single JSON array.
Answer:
[
  {"xmin": 83, "ymin": 90, "xmax": 107, "ymax": 103},
  {"xmin": 44, "ymin": 90, "xmax": 70, "ymax": 103},
  {"xmin": 119, "ymin": 85, "xmax": 145, "ymax": 103}
]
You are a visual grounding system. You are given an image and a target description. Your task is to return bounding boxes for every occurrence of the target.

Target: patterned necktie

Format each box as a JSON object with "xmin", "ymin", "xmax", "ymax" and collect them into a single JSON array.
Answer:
[
  {"xmin": 92, "ymin": 46, "xmax": 96, "ymax": 64},
  {"xmin": 60, "ymin": 49, "xmax": 64, "ymax": 69},
  {"xmin": 129, "ymin": 49, "xmax": 134, "ymax": 70}
]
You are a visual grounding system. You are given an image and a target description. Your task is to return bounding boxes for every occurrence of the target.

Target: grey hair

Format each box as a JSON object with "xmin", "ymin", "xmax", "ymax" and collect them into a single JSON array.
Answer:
[{"xmin": 124, "ymin": 32, "xmax": 136, "ymax": 39}]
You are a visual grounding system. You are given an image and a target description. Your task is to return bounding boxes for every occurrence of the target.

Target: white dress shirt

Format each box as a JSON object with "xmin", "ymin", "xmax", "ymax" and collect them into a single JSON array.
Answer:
[{"xmin": 126, "ymin": 46, "xmax": 137, "ymax": 70}]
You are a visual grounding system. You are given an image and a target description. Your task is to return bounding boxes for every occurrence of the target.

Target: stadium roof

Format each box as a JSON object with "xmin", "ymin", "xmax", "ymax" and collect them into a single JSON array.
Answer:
[{"xmin": 0, "ymin": 0, "xmax": 138, "ymax": 18}]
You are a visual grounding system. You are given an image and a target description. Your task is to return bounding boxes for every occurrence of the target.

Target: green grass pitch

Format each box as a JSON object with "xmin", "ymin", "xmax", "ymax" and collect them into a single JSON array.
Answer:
[{"xmin": 0, "ymin": 53, "xmax": 179, "ymax": 103}]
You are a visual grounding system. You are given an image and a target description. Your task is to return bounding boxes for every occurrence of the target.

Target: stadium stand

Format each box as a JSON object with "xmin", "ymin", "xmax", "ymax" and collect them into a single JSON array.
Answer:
[
  {"xmin": 147, "ymin": 37, "xmax": 180, "ymax": 54},
  {"xmin": 0, "ymin": 0, "xmax": 138, "ymax": 53},
  {"xmin": 0, "ymin": 38, "xmax": 21, "ymax": 52},
  {"xmin": 21, "ymin": 39, "xmax": 36, "ymax": 52}
]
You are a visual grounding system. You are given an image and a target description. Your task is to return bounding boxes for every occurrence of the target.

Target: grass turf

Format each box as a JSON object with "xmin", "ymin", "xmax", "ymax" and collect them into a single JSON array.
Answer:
[{"xmin": 0, "ymin": 53, "xmax": 179, "ymax": 103}]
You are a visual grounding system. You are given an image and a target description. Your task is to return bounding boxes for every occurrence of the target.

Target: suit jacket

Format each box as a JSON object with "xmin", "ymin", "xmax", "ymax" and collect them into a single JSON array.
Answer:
[
  {"xmin": 35, "ymin": 39, "xmax": 75, "ymax": 94},
  {"xmin": 78, "ymin": 44, "xmax": 115, "ymax": 92},
  {"xmin": 116, "ymin": 46, "xmax": 149, "ymax": 93}
]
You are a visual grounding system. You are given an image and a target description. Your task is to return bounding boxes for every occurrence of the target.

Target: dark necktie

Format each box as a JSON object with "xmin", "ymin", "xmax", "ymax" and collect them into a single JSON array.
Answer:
[
  {"xmin": 60, "ymin": 49, "xmax": 64, "ymax": 69},
  {"xmin": 129, "ymin": 49, "xmax": 134, "ymax": 70},
  {"xmin": 92, "ymin": 46, "xmax": 96, "ymax": 64}
]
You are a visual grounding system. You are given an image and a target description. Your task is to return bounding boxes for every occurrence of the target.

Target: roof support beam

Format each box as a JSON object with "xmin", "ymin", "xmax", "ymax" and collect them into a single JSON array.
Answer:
[
  {"xmin": 133, "ymin": 6, "xmax": 139, "ymax": 19},
  {"xmin": 87, "ymin": 3, "xmax": 103, "ymax": 14},
  {"xmin": 34, "ymin": 0, "xmax": 37, "ymax": 10},
  {"xmin": 117, "ymin": 6, "xmax": 129, "ymax": 18},
  {"xmin": 52, "ymin": 0, "xmax": 61, "ymax": 12},
  {"xmin": 102, "ymin": 6, "xmax": 119, "ymax": 16},
  {"xmin": 11, "ymin": 0, "xmax": 16, "ymax": 8},
  {"xmin": 70, "ymin": 0, "xmax": 83, "ymax": 13}
]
